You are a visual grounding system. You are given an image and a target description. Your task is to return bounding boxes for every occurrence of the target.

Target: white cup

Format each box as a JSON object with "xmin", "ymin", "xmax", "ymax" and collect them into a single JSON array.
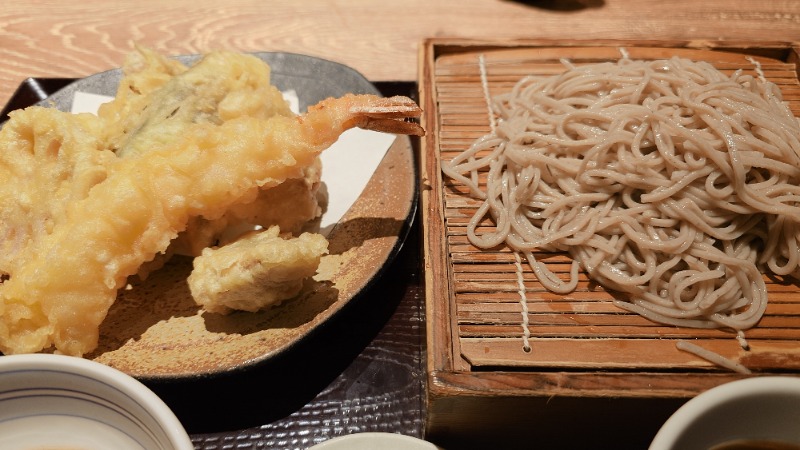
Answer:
[
  {"xmin": 649, "ymin": 376, "xmax": 800, "ymax": 450},
  {"xmin": 0, "ymin": 353, "xmax": 193, "ymax": 450},
  {"xmin": 309, "ymin": 432, "xmax": 442, "ymax": 449}
]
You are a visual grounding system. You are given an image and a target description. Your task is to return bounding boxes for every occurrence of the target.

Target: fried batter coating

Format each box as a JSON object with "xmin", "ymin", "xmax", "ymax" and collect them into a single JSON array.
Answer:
[
  {"xmin": 102, "ymin": 47, "xmax": 324, "ymax": 260},
  {"xmin": 170, "ymin": 156, "xmax": 323, "ymax": 258},
  {"xmin": 0, "ymin": 109, "xmax": 114, "ymax": 276},
  {"xmin": 95, "ymin": 45, "xmax": 188, "ymax": 151},
  {"xmin": 0, "ymin": 49, "xmax": 423, "ymax": 356},
  {"xmin": 188, "ymin": 226, "xmax": 328, "ymax": 315},
  {"xmin": 98, "ymin": 46, "xmax": 294, "ymax": 158}
]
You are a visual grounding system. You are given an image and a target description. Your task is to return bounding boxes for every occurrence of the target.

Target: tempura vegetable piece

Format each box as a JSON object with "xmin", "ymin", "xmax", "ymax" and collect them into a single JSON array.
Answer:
[
  {"xmin": 0, "ymin": 55, "xmax": 423, "ymax": 357},
  {"xmin": 0, "ymin": 108, "xmax": 114, "ymax": 276},
  {"xmin": 188, "ymin": 226, "xmax": 328, "ymax": 314},
  {"xmin": 99, "ymin": 47, "xmax": 319, "ymax": 260},
  {"xmin": 95, "ymin": 45, "xmax": 187, "ymax": 145},
  {"xmin": 172, "ymin": 157, "xmax": 323, "ymax": 257},
  {"xmin": 98, "ymin": 48, "xmax": 294, "ymax": 158},
  {"xmin": 220, "ymin": 156, "xmax": 323, "ymax": 236}
]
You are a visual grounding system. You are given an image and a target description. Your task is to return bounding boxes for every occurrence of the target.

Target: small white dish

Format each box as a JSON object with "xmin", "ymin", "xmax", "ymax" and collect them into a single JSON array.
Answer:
[
  {"xmin": 649, "ymin": 376, "xmax": 800, "ymax": 450},
  {"xmin": 309, "ymin": 432, "xmax": 441, "ymax": 449},
  {"xmin": 0, "ymin": 353, "xmax": 193, "ymax": 450}
]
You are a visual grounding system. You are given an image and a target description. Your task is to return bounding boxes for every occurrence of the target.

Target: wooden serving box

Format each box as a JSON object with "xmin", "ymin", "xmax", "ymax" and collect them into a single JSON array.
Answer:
[{"xmin": 418, "ymin": 38, "xmax": 800, "ymax": 449}]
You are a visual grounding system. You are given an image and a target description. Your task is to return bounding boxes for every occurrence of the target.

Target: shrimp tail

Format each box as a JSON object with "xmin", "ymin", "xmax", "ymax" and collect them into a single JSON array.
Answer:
[{"xmin": 305, "ymin": 94, "xmax": 424, "ymax": 138}]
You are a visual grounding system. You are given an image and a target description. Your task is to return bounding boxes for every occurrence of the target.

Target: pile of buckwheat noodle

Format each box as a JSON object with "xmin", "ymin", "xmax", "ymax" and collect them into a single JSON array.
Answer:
[{"xmin": 443, "ymin": 56, "xmax": 800, "ymax": 370}]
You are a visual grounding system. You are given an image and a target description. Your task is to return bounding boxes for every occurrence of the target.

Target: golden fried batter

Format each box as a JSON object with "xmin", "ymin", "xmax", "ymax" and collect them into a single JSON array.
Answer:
[
  {"xmin": 103, "ymin": 47, "xmax": 324, "ymax": 260},
  {"xmin": 0, "ymin": 48, "xmax": 423, "ymax": 356},
  {"xmin": 171, "ymin": 157, "xmax": 324, "ymax": 257},
  {"xmin": 189, "ymin": 226, "xmax": 328, "ymax": 315},
  {"xmin": 98, "ymin": 46, "xmax": 294, "ymax": 158},
  {"xmin": 0, "ymin": 109, "xmax": 113, "ymax": 276}
]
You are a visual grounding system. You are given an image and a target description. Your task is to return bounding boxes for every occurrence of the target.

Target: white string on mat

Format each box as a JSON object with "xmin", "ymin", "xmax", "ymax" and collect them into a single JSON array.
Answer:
[
  {"xmin": 746, "ymin": 55, "xmax": 766, "ymax": 83},
  {"xmin": 478, "ymin": 54, "xmax": 498, "ymax": 134},
  {"xmin": 479, "ymin": 53, "xmax": 532, "ymax": 353},
  {"xmin": 515, "ymin": 253, "xmax": 532, "ymax": 353}
]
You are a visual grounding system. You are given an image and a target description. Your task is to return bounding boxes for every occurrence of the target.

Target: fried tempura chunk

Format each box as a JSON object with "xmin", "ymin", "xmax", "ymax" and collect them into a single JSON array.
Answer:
[
  {"xmin": 0, "ymin": 48, "xmax": 423, "ymax": 357},
  {"xmin": 0, "ymin": 110, "xmax": 114, "ymax": 276},
  {"xmin": 98, "ymin": 46, "xmax": 294, "ymax": 158},
  {"xmin": 188, "ymin": 226, "xmax": 328, "ymax": 315},
  {"xmin": 96, "ymin": 45, "xmax": 188, "ymax": 148},
  {"xmin": 172, "ymin": 158, "xmax": 323, "ymax": 257},
  {"xmin": 0, "ymin": 109, "xmax": 115, "ymax": 355},
  {"xmin": 218, "ymin": 156, "xmax": 324, "ymax": 236},
  {"xmin": 102, "ymin": 47, "xmax": 322, "ymax": 259}
]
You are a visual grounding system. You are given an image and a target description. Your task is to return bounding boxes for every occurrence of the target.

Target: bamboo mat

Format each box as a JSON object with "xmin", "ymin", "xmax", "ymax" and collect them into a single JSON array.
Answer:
[{"xmin": 430, "ymin": 44, "xmax": 800, "ymax": 373}]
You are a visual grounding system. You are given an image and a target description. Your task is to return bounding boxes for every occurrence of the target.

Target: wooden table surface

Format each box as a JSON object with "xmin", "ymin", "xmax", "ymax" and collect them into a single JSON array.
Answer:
[
  {"xmin": 2, "ymin": 0, "xmax": 800, "ymax": 108},
  {"xmin": 1, "ymin": 1, "xmax": 800, "ymax": 448}
]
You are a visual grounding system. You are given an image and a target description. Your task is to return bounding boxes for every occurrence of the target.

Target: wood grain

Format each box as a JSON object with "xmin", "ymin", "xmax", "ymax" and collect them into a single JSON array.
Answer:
[{"xmin": 2, "ymin": 0, "xmax": 800, "ymax": 109}]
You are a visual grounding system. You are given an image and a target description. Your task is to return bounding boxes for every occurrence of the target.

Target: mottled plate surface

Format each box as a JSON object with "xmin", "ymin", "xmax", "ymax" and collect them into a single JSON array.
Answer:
[{"xmin": 38, "ymin": 53, "xmax": 417, "ymax": 379}]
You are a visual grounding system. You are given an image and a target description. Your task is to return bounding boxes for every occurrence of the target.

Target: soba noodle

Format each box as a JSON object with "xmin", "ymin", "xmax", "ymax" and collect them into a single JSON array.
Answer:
[{"xmin": 443, "ymin": 57, "xmax": 800, "ymax": 342}]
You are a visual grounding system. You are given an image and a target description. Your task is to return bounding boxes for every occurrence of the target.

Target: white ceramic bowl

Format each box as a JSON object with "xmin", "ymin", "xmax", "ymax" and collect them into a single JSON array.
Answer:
[
  {"xmin": 309, "ymin": 432, "xmax": 441, "ymax": 449},
  {"xmin": 649, "ymin": 376, "xmax": 800, "ymax": 450},
  {"xmin": 0, "ymin": 353, "xmax": 193, "ymax": 450}
]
